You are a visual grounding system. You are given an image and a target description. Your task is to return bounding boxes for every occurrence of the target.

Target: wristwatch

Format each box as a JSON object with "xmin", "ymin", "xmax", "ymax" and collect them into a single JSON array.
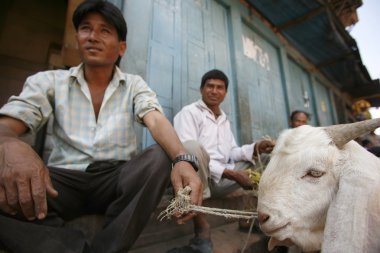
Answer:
[{"xmin": 172, "ymin": 154, "xmax": 199, "ymax": 172}]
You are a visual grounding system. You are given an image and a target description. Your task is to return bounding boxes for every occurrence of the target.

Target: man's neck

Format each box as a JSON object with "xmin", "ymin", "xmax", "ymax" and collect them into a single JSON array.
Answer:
[
  {"xmin": 83, "ymin": 64, "xmax": 116, "ymax": 120},
  {"xmin": 83, "ymin": 64, "xmax": 115, "ymax": 87},
  {"xmin": 207, "ymin": 105, "xmax": 221, "ymax": 118}
]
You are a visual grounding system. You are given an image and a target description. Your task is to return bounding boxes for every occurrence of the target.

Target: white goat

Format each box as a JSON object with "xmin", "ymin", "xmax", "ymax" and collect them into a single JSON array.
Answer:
[{"xmin": 257, "ymin": 118, "xmax": 380, "ymax": 253}]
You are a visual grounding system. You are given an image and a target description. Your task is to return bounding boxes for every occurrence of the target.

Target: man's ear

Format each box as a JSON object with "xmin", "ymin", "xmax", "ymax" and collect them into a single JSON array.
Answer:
[{"xmin": 119, "ymin": 41, "xmax": 127, "ymax": 57}]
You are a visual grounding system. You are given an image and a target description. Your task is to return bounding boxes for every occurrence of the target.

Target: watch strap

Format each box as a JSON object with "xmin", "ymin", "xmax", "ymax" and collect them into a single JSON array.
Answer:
[{"xmin": 172, "ymin": 154, "xmax": 199, "ymax": 172}]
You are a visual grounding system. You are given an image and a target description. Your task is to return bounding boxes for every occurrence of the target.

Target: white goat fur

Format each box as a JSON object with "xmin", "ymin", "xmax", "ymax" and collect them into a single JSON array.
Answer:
[{"xmin": 258, "ymin": 125, "xmax": 380, "ymax": 253}]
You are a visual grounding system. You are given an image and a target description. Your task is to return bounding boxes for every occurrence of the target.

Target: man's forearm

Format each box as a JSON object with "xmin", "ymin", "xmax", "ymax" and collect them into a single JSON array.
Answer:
[
  {"xmin": 222, "ymin": 168, "xmax": 234, "ymax": 180},
  {"xmin": 143, "ymin": 111, "xmax": 187, "ymax": 160}
]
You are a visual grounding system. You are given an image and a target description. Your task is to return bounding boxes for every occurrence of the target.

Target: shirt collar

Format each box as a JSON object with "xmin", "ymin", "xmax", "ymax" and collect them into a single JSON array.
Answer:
[
  {"xmin": 69, "ymin": 63, "xmax": 126, "ymax": 87},
  {"xmin": 196, "ymin": 99, "xmax": 226, "ymax": 120}
]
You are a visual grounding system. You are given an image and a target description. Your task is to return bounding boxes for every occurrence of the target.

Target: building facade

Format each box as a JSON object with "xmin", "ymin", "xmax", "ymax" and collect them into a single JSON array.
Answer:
[{"xmin": 0, "ymin": 0, "xmax": 376, "ymax": 151}]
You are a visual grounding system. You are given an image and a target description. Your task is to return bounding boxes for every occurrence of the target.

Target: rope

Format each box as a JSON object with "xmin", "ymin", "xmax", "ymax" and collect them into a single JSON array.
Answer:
[
  {"xmin": 158, "ymin": 186, "xmax": 258, "ymax": 221},
  {"xmin": 241, "ymin": 217, "xmax": 255, "ymax": 253}
]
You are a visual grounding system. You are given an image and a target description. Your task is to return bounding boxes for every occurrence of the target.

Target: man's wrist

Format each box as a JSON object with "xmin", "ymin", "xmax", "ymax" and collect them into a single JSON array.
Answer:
[
  {"xmin": 222, "ymin": 168, "xmax": 233, "ymax": 179},
  {"xmin": 172, "ymin": 154, "xmax": 199, "ymax": 172},
  {"xmin": 252, "ymin": 142, "xmax": 260, "ymax": 159}
]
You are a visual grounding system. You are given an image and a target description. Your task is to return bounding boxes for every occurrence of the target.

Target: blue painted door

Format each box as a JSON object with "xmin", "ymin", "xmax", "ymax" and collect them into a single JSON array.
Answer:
[
  {"xmin": 180, "ymin": 0, "xmax": 237, "ymax": 132},
  {"xmin": 143, "ymin": 0, "xmax": 181, "ymax": 146},
  {"xmin": 313, "ymin": 80, "xmax": 335, "ymax": 126},
  {"xmin": 241, "ymin": 23, "xmax": 288, "ymax": 140},
  {"xmin": 144, "ymin": 0, "xmax": 237, "ymax": 146},
  {"xmin": 287, "ymin": 59, "xmax": 316, "ymax": 126}
]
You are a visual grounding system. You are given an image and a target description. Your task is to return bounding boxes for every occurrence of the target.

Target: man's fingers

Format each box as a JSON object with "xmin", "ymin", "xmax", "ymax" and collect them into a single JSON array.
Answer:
[
  {"xmin": 171, "ymin": 182, "xmax": 183, "ymax": 203},
  {"xmin": 176, "ymin": 212, "xmax": 197, "ymax": 224},
  {"xmin": 31, "ymin": 171, "xmax": 48, "ymax": 220},
  {"xmin": 0, "ymin": 185, "xmax": 16, "ymax": 214},
  {"xmin": 188, "ymin": 180, "xmax": 203, "ymax": 206},
  {"xmin": 3, "ymin": 180, "xmax": 19, "ymax": 211},
  {"xmin": 44, "ymin": 170, "xmax": 58, "ymax": 199},
  {"xmin": 17, "ymin": 179, "xmax": 35, "ymax": 220}
]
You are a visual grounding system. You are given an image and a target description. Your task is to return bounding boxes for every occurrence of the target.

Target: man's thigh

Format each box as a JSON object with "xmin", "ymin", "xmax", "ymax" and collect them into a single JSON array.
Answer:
[{"xmin": 47, "ymin": 167, "xmax": 91, "ymax": 220}]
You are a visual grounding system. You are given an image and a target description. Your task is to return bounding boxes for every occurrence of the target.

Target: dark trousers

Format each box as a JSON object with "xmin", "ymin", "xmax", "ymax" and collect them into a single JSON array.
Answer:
[{"xmin": 0, "ymin": 144, "xmax": 171, "ymax": 253}]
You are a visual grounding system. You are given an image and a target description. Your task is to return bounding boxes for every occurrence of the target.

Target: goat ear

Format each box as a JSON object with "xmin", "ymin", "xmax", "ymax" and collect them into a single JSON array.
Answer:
[{"xmin": 322, "ymin": 171, "xmax": 371, "ymax": 252}]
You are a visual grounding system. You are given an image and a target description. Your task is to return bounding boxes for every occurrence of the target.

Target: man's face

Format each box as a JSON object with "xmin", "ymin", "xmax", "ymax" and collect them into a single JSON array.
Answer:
[
  {"xmin": 76, "ymin": 13, "xmax": 126, "ymax": 67},
  {"xmin": 201, "ymin": 79, "xmax": 227, "ymax": 108},
  {"xmin": 290, "ymin": 112, "xmax": 308, "ymax": 128}
]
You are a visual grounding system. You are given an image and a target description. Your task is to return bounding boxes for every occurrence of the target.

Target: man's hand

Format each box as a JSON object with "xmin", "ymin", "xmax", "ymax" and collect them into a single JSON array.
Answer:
[
  {"xmin": 170, "ymin": 161, "xmax": 203, "ymax": 224},
  {"xmin": 222, "ymin": 169, "xmax": 253, "ymax": 190},
  {"xmin": 0, "ymin": 139, "xmax": 58, "ymax": 220},
  {"xmin": 254, "ymin": 139, "xmax": 275, "ymax": 157}
]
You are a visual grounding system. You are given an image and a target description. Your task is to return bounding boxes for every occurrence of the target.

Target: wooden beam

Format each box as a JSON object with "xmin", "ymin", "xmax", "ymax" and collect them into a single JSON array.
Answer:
[
  {"xmin": 316, "ymin": 51, "xmax": 354, "ymax": 68},
  {"xmin": 277, "ymin": 6, "xmax": 326, "ymax": 31}
]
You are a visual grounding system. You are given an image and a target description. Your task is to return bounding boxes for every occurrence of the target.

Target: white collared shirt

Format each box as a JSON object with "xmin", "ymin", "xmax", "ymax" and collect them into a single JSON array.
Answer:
[
  {"xmin": 0, "ymin": 64, "xmax": 163, "ymax": 170},
  {"xmin": 174, "ymin": 100, "xmax": 255, "ymax": 183}
]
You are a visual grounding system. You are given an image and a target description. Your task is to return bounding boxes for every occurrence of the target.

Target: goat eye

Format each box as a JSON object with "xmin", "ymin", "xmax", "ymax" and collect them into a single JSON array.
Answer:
[{"xmin": 306, "ymin": 170, "xmax": 324, "ymax": 178}]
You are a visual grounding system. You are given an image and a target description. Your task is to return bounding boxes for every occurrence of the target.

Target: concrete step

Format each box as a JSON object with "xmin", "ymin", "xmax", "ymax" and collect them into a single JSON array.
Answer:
[
  {"xmin": 0, "ymin": 190, "xmax": 260, "ymax": 253},
  {"xmin": 129, "ymin": 221, "xmax": 279, "ymax": 253},
  {"xmin": 131, "ymin": 189, "xmax": 258, "ymax": 249}
]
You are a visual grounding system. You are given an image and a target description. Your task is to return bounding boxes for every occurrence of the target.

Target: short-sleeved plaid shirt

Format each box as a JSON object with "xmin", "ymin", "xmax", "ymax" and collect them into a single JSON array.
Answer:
[{"xmin": 0, "ymin": 64, "xmax": 163, "ymax": 170}]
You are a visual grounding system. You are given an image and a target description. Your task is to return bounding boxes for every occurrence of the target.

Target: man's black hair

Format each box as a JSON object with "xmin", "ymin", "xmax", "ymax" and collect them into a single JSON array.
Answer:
[
  {"xmin": 290, "ymin": 110, "xmax": 310, "ymax": 121},
  {"xmin": 200, "ymin": 69, "xmax": 229, "ymax": 90},
  {"xmin": 73, "ymin": 0, "xmax": 127, "ymax": 42}
]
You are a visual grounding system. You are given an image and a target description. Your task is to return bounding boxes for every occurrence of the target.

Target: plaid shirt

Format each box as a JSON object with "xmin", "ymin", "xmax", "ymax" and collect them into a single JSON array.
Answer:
[{"xmin": 0, "ymin": 64, "xmax": 163, "ymax": 170}]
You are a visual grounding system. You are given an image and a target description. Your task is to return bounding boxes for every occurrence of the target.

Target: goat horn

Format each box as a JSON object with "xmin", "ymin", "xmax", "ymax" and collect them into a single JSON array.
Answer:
[{"xmin": 324, "ymin": 118, "xmax": 380, "ymax": 148}]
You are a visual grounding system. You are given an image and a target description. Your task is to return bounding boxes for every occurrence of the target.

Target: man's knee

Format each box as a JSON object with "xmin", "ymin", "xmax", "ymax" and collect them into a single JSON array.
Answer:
[
  {"xmin": 182, "ymin": 141, "xmax": 211, "ymax": 198},
  {"xmin": 183, "ymin": 140, "xmax": 202, "ymax": 154},
  {"xmin": 182, "ymin": 141, "xmax": 209, "ymax": 163}
]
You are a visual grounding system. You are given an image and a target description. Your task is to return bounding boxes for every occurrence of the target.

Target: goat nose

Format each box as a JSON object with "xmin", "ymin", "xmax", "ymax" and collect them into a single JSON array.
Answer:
[{"xmin": 258, "ymin": 211, "xmax": 270, "ymax": 225}]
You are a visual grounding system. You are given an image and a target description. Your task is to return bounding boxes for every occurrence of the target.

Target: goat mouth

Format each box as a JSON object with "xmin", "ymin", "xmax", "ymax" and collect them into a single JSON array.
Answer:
[
  {"xmin": 268, "ymin": 237, "xmax": 294, "ymax": 251},
  {"xmin": 264, "ymin": 223, "xmax": 290, "ymax": 235}
]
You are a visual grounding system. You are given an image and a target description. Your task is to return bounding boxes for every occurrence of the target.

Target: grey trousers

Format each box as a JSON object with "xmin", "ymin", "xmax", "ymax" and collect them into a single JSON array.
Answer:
[
  {"xmin": 0, "ymin": 144, "xmax": 171, "ymax": 253},
  {"xmin": 183, "ymin": 141, "xmax": 253, "ymax": 199}
]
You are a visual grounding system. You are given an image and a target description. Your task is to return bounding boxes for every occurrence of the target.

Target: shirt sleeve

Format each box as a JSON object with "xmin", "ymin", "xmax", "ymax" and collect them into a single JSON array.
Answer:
[
  {"xmin": 209, "ymin": 159, "xmax": 228, "ymax": 183},
  {"xmin": 132, "ymin": 75, "xmax": 164, "ymax": 124},
  {"xmin": 0, "ymin": 72, "xmax": 54, "ymax": 134},
  {"xmin": 229, "ymin": 136, "xmax": 256, "ymax": 165},
  {"xmin": 173, "ymin": 107, "xmax": 199, "ymax": 142}
]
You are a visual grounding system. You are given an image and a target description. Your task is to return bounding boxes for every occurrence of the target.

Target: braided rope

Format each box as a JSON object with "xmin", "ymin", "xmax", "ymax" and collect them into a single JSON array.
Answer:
[{"xmin": 158, "ymin": 186, "xmax": 258, "ymax": 221}]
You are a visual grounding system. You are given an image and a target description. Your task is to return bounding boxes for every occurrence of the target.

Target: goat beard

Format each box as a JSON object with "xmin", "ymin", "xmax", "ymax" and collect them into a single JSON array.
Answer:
[{"xmin": 268, "ymin": 237, "xmax": 294, "ymax": 251}]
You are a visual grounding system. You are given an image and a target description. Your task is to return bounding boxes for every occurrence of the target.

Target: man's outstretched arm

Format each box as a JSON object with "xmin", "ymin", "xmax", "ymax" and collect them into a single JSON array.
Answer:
[{"xmin": 143, "ymin": 110, "xmax": 203, "ymax": 223}]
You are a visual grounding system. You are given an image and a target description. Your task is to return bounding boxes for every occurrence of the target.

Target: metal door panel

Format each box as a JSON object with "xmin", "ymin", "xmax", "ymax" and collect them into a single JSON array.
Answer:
[
  {"xmin": 287, "ymin": 59, "xmax": 316, "ymax": 126},
  {"xmin": 181, "ymin": 0, "xmax": 208, "ymax": 104},
  {"xmin": 208, "ymin": 0, "xmax": 237, "ymax": 134},
  {"xmin": 181, "ymin": 0, "xmax": 236, "ymax": 128},
  {"xmin": 149, "ymin": 47, "xmax": 174, "ymax": 106},
  {"xmin": 242, "ymin": 23, "xmax": 287, "ymax": 140},
  {"xmin": 144, "ymin": 0, "xmax": 238, "ymax": 146},
  {"xmin": 144, "ymin": 0, "xmax": 180, "ymax": 146},
  {"xmin": 187, "ymin": 41, "xmax": 207, "ymax": 92},
  {"xmin": 314, "ymin": 80, "xmax": 334, "ymax": 126}
]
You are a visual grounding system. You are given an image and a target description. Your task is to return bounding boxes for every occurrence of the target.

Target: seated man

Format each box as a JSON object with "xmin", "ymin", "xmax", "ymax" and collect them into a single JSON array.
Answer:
[
  {"xmin": 0, "ymin": 1, "xmax": 202, "ymax": 252},
  {"xmin": 289, "ymin": 110, "xmax": 310, "ymax": 128},
  {"xmin": 170, "ymin": 69, "xmax": 274, "ymax": 253}
]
